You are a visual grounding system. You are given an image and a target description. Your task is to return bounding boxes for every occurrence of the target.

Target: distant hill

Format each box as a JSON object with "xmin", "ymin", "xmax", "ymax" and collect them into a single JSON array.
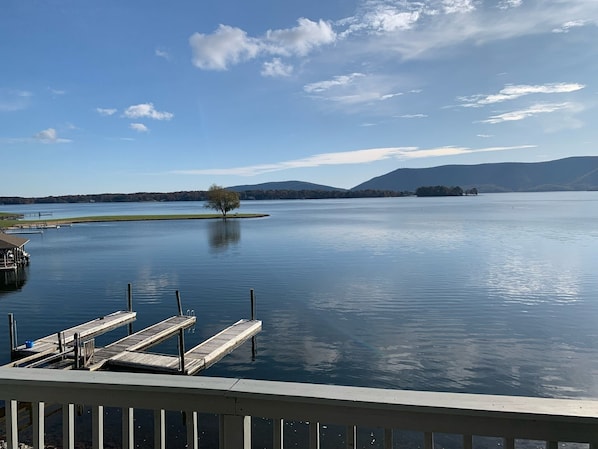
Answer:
[
  {"xmin": 351, "ymin": 156, "xmax": 598, "ymax": 193},
  {"xmin": 228, "ymin": 181, "xmax": 346, "ymax": 192}
]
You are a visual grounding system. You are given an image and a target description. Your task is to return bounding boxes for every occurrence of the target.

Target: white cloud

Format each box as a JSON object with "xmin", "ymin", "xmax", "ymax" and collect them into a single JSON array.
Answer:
[
  {"xmin": 552, "ymin": 20, "xmax": 586, "ymax": 33},
  {"xmin": 397, "ymin": 114, "xmax": 428, "ymax": 118},
  {"xmin": 130, "ymin": 123, "xmax": 149, "ymax": 133},
  {"xmin": 261, "ymin": 58, "xmax": 293, "ymax": 77},
  {"xmin": 0, "ymin": 88, "xmax": 33, "ymax": 111},
  {"xmin": 304, "ymin": 73, "xmax": 406, "ymax": 106},
  {"xmin": 498, "ymin": 0, "xmax": 523, "ymax": 9},
  {"xmin": 33, "ymin": 128, "xmax": 71, "ymax": 144},
  {"xmin": 304, "ymin": 73, "xmax": 365, "ymax": 93},
  {"xmin": 442, "ymin": 0, "xmax": 476, "ymax": 14},
  {"xmin": 49, "ymin": 88, "xmax": 66, "ymax": 96},
  {"xmin": 481, "ymin": 102, "xmax": 578, "ymax": 124},
  {"xmin": 189, "ymin": 18, "xmax": 335, "ymax": 71},
  {"xmin": 189, "ymin": 25, "xmax": 262, "ymax": 70},
  {"xmin": 477, "ymin": 134, "xmax": 494, "ymax": 138},
  {"xmin": 264, "ymin": 18, "xmax": 336, "ymax": 56},
  {"xmin": 172, "ymin": 145, "xmax": 534, "ymax": 176},
  {"xmin": 96, "ymin": 107, "xmax": 117, "ymax": 116},
  {"xmin": 123, "ymin": 103, "xmax": 173, "ymax": 120},
  {"xmin": 155, "ymin": 47, "xmax": 171, "ymax": 60},
  {"xmin": 459, "ymin": 83, "xmax": 585, "ymax": 107},
  {"xmin": 339, "ymin": 0, "xmax": 598, "ymax": 60}
]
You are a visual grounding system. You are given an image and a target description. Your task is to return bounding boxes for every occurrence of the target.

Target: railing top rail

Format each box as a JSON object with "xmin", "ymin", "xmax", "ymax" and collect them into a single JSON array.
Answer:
[{"xmin": 1, "ymin": 368, "xmax": 598, "ymax": 441}]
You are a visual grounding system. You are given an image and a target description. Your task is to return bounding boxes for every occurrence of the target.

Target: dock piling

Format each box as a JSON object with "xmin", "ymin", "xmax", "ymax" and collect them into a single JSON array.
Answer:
[
  {"xmin": 176, "ymin": 290, "xmax": 183, "ymax": 316},
  {"xmin": 74, "ymin": 333, "xmax": 80, "ymax": 369},
  {"xmin": 250, "ymin": 289, "xmax": 257, "ymax": 360},
  {"xmin": 8, "ymin": 313, "xmax": 15, "ymax": 353},
  {"xmin": 127, "ymin": 284, "xmax": 133, "ymax": 335},
  {"xmin": 178, "ymin": 329, "xmax": 186, "ymax": 374}
]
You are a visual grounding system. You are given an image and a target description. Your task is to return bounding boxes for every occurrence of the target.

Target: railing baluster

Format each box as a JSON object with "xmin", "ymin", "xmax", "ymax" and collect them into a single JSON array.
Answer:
[
  {"xmin": 6, "ymin": 399, "xmax": 18, "ymax": 449},
  {"xmin": 273, "ymin": 418, "xmax": 284, "ymax": 449},
  {"xmin": 63, "ymin": 403, "xmax": 75, "ymax": 449},
  {"xmin": 92, "ymin": 405, "xmax": 104, "ymax": 449},
  {"xmin": 384, "ymin": 428, "xmax": 393, "ymax": 449},
  {"xmin": 505, "ymin": 437, "xmax": 515, "ymax": 449},
  {"xmin": 154, "ymin": 409, "xmax": 165, "ymax": 449},
  {"xmin": 32, "ymin": 401, "xmax": 45, "ymax": 449},
  {"xmin": 220, "ymin": 415, "xmax": 251, "ymax": 449},
  {"xmin": 424, "ymin": 431, "xmax": 434, "ymax": 449},
  {"xmin": 122, "ymin": 407, "xmax": 134, "ymax": 449},
  {"xmin": 548, "ymin": 441, "xmax": 558, "ymax": 449},
  {"xmin": 346, "ymin": 425, "xmax": 357, "ymax": 449},
  {"xmin": 309, "ymin": 422, "xmax": 320, "ymax": 449},
  {"xmin": 463, "ymin": 434, "xmax": 473, "ymax": 449},
  {"xmin": 186, "ymin": 410, "xmax": 198, "ymax": 449}
]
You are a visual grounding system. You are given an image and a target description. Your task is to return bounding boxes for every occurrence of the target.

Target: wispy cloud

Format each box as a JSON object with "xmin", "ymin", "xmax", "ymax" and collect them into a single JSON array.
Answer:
[
  {"xmin": 155, "ymin": 47, "xmax": 171, "ymax": 60},
  {"xmin": 480, "ymin": 102, "xmax": 579, "ymax": 124},
  {"xmin": 48, "ymin": 87, "xmax": 66, "ymax": 97},
  {"xmin": 123, "ymin": 103, "xmax": 173, "ymax": 120},
  {"xmin": 187, "ymin": 0, "xmax": 598, "ymax": 74},
  {"xmin": 130, "ymin": 123, "xmax": 149, "ymax": 133},
  {"xmin": 397, "ymin": 114, "xmax": 428, "ymax": 119},
  {"xmin": 458, "ymin": 83, "xmax": 585, "ymax": 107},
  {"xmin": 189, "ymin": 18, "xmax": 335, "ymax": 71},
  {"xmin": 261, "ymin": 58, "xmax": 293, "ymax": 77},
  {"xmin": 172, "ymin": 145, "xmax": 535, "ymax": 176},
  {"xmin": 33, "ymin": 128, "xmax": 71, "ymax": 144},
  {"xmin": 304, "ymin": 73, "xmax": 407, "ymax": 106},
  {"xmin": 96, "ymin": 107, "xmax": 117, "ymax": 116},
  {"xmin": 552, "ymin": 20, "xmax": 586, "ymax": 33},
  {"xmin": 498, "ymin": 0, "xmax": 523, "ymax": 9},
  {"xmin": 0, "ymin": 88, "xmax": 33, "ymax": 112}
]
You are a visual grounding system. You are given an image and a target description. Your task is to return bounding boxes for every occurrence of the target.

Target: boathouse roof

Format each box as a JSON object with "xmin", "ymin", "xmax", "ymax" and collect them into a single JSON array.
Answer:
[{"xmin": 0, "ymin": 233, "xmax": 29, "ymax": 249}]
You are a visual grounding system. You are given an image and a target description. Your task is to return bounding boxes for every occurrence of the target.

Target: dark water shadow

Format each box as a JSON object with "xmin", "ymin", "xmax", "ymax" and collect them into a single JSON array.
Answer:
[
  {"xmin": 0, "ymin": 267, "xmax": 28, "ymax": 295},
  {"xmin": 208, "ymin": 220, "xmax": 241, "ymax": 251}
]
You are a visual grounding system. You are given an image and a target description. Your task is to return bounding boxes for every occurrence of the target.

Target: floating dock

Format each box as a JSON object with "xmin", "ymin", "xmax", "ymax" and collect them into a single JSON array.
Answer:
[{"xmin": 6, "ymin": 287, "xmax": 262, "ymax": 375}]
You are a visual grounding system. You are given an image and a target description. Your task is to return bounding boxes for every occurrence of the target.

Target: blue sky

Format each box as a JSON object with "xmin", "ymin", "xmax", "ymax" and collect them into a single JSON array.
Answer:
[{"xmin": 1, "ymin": 0, "xmax": 597, "ymax": 196}]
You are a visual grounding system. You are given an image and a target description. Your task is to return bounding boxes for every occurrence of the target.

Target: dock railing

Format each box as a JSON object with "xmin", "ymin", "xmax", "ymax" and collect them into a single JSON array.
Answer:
[{"xmin": 1, "ymin": 368, "xmax": 598, "ymax": 449}]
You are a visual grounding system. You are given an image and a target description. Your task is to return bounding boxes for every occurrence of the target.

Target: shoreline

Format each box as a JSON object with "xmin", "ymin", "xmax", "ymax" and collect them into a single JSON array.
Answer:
[{"xmin": 0, "ymin": 213, "xmax": 269, "ymax": 230}]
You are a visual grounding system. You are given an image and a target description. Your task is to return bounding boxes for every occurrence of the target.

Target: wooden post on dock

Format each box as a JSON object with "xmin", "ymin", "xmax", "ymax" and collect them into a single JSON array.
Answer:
[
  {"xmin": 176, "ymin": 290, "xmax": 183, "ymax": 316},
  {"xmin": 128, "ymin": 284, "xmax": 133, "ymax": 335},
  {"xmin": 74, "ymin": 333, "xmax": 80, "ymax": 369},
  {"xmin": 8, "ymin": 313, "xmax": 15, "ymax": 354},
  {"xmin": 176, "ymin": 290, "xmax": 186, "ymax": 372},
  {"xmin": 178, "ymin": 329, "xmax": 186, "ymax": 374},
  {"xmin": 250, "ymin": 289, "xmax": 256, "ymax": 360}
]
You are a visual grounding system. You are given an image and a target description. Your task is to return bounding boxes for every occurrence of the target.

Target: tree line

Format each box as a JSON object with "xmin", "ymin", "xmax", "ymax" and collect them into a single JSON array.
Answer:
[
  {"xmin": 415, "ymin": 186, "xmax": 478, "ymax": 197},
  {"xmin": 0, "ymin": 189, "xmax": 409, "ymax": 205}
]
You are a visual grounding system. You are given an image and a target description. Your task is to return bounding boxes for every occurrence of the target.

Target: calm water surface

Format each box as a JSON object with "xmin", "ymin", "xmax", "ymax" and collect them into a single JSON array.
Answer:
[{"xmin": 2, "ymin": 192, "xmax": 598, "ymax": 400}]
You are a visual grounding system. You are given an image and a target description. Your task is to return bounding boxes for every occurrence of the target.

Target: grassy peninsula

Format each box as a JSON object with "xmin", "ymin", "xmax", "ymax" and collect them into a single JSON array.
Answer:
[{"xmin": 0, "ymin": 213, "xmax": 269, "ymax": 230}]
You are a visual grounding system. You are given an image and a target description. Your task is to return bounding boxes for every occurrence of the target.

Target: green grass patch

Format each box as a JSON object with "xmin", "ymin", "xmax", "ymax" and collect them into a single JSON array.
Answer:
[{"xmin": 1, "ymin": 213, "xmax": 269, "ymax": 229}]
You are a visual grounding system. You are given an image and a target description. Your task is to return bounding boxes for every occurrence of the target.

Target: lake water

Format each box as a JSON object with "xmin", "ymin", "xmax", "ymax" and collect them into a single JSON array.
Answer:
[{"xmin": 2, "ymin": 192, "xmax": 598, "ymax": 403}]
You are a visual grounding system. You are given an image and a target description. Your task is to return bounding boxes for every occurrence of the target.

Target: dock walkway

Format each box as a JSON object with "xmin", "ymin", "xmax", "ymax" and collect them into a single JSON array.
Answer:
[
  {"xmin": 8, "ymin": 311, "xmax": 137, "ymax": 366},
  {"xmin": 87, "ymin": 315, "xmax": 196, "ymax": 371},
  {"xmin": 107, "ymin": 319, "xmax": 262, "ymax": 375}
]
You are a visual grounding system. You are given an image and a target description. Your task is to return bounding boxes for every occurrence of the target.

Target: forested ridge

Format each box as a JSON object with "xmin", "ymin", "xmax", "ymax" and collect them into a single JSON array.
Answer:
[{"xmin": 0, "ymin": 189, "xmax": 408, "ymax": 205}]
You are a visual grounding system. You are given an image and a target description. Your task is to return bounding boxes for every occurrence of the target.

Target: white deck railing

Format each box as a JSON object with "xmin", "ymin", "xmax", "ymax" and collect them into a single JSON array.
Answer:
[{"xmin": 1, "ymin": 368, "xmax": 598, "ymax": 449}]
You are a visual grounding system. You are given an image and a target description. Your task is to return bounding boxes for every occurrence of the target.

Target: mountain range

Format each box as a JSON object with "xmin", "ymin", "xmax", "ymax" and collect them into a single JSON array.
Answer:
[{"xmin": 231, "ymin": 156, "xmax": 598, "ymax": 193}]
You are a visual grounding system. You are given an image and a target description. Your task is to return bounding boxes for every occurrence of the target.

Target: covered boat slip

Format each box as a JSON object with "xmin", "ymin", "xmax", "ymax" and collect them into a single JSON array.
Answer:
[
  {"xmin": 0, "ymin": 231, "xmax": 29, "ymax": 271},
  {"xmin": 6, "ymin": 288, "xmax": 262, "ymax": 375}
]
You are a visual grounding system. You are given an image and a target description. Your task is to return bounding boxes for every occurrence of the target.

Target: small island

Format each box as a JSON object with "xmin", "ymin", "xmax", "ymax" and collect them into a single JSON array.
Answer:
[{"xmin": 415, "ymin": 186, "xmax": 478, "ymax": 197}]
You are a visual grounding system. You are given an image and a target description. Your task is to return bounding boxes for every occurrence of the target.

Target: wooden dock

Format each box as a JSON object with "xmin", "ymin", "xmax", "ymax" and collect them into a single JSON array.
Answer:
[
  {"xmin": 8, "ymin": 311, "xmax": 137, "ymax": 367},
  {"xmin": 7, "ymin": 287, "xmax": 263, "ymax": 375},
  {"xmin": 5, "ymin": 284, "xmax": 262, "ymax": 375},
  {"xmin": 107, "ymin": 319, "xmax": 262, "ymax": 375},
  {"xmin": 86, "ymin": 315, "xmax": 196, "ymax": 371}
]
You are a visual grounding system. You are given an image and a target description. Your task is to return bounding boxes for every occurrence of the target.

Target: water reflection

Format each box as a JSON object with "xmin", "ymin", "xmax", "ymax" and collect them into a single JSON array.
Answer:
[
  {"xmin": 208, "ymin": 220, "xmax": 241, "ymax": 251},
  {"xmin": 0, "ymin": 267, "xmax": 28, "ymax": 293}
]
